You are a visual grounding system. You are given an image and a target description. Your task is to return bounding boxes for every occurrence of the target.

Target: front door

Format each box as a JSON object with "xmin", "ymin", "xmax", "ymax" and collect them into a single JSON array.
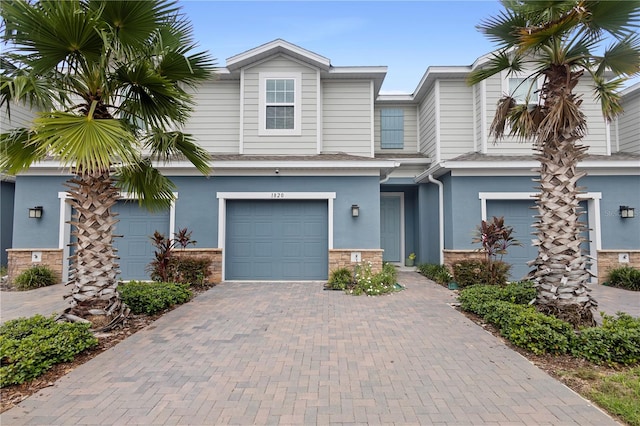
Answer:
[{"xmin": 380, "ymin": 195, "xmax": 402, "ymax": 263}]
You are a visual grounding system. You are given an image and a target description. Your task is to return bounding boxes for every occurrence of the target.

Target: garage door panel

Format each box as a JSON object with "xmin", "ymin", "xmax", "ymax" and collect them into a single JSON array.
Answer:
[{"xmin": 226, "ymin": 200, "xmax": 328, "ymax": 280}]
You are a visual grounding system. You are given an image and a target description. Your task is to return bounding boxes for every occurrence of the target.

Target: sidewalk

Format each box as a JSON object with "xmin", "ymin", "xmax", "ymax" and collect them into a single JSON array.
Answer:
[{"xmin": 1, "ymin": 272, "xmax": 620, "ymax": 425}]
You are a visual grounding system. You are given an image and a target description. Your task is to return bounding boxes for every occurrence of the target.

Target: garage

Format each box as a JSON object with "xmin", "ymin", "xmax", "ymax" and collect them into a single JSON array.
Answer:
[
  {"xmin": 112, "ymin": 201, "xmax": 170, "ymax": 280},
  {"xmin": 486, "ymin": 199, "xmax": 589, "ymax": 281},
  {"xmin": 225, "ymin": 199, "xmax": 328, "ymax": 280}
]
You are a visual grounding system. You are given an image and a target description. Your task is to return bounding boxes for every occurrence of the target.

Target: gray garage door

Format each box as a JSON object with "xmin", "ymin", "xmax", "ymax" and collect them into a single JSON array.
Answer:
[
  {"xmin": 487, "ymin": 199, "xmax": 589, "ymax": 281},
  {"xmin": 226, "ymin": 200, "xmax": 328, "ymax": 280},
  {"xmin": 113, "ymin": 201, "xmax": 170, "ymax": 280}
]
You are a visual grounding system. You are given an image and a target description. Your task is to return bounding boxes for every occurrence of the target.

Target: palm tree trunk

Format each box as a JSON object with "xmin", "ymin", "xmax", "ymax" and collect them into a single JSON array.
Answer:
[
  {"xmin": 60, "ymin": 170, "xmax": 129, "ymax": 330},
  {"xmin": 529, "ymin": 139, "xmax": 597, "ymax": 327}
]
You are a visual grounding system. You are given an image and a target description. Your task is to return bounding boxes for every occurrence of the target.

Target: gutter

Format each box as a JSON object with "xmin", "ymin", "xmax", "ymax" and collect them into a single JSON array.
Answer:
[{"xmin": 427, "ymin": 174, "xmax": 445, "ymax": 265}]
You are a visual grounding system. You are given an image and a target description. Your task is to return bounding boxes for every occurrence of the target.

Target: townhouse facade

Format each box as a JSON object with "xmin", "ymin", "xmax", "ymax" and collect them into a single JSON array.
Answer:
[{"xmin": 3, "ymin": 39, "xmax": 640, "ymax": 284}]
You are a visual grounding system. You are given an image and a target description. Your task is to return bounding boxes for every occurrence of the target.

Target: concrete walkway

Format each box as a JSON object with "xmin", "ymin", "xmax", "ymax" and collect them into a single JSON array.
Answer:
[{"xmin": 0, "ymin": 273, "xmax": 631, "ymax": 425}]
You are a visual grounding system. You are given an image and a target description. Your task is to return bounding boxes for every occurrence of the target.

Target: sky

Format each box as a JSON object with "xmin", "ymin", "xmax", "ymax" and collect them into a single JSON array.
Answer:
[{"xmin": 180, "ymin": 0, "xmax": 506, "ymax": 94}]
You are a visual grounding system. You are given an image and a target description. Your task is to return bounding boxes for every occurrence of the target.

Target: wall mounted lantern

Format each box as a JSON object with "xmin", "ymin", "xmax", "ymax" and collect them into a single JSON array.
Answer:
[
  {"xmin": 28, "ymin": 206, "xmax": 43, "ymax": 219},
  {"xmin": 620, "ymin": 206, "xmax": 635, "ymax": 218},
  {"xmin": 351, "ymin": 204, "xmax": 360, "ymax": 217}
]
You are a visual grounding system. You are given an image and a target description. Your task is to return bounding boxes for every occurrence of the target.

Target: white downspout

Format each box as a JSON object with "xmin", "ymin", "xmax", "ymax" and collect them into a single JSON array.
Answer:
[{"xmin": 428, "ymin": 174, "xmax": 445, "ymax": 265}]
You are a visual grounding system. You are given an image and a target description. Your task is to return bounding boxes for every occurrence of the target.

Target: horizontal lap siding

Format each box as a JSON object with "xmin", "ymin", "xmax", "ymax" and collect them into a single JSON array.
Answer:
[
  {"xmin": 374, "ymin": 105, "xmax": 418, "ymax": 153},
  {"xmin": 322, "ymin": 81, "xmax": 372, "ymax": 156},
  {"xmin": 187, "ymin": 81, "xmax": 240, "ymax": 153},
  {"xmin": 618, "ymin": 90, "xmax": 639, "ymax": 154},
  {"xmin": 439, "ymin": 80, "xmax": 474, "ymax": 160},
  {"xmin": 243, "ymin": 56, "xmax": 317, "ymax": 155},
  {"xmin": 418, "ymin": 87, "xmax": 436, "ymax": 159},
  {"xmin": 1, "ymin": 102, "xmax": 36, "ymax": 129}
]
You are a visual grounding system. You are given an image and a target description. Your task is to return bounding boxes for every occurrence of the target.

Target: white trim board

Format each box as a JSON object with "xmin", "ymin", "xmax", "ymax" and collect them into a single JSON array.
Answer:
[{"xmin": 216, "ymin": 191, "xmax": 337, "ymax": 281}]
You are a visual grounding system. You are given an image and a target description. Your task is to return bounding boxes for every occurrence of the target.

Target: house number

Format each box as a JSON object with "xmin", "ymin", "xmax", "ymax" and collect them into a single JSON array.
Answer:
[{"xmin": 271, "ymin": 192, "xmax": 285, "ymax": 199}]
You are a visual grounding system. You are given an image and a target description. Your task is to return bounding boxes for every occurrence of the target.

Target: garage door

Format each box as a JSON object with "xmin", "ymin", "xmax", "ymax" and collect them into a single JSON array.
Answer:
[
  {"xmin": 226, "ymin": 200, "xmax": 328, "ymax": 280},
  {"xmin": 486, "ymin": 200, "xmax": 589, "ymax": 281},
  {"xmin": 113, "ymin": 201, "xmax": 170, "ymax": 280}
]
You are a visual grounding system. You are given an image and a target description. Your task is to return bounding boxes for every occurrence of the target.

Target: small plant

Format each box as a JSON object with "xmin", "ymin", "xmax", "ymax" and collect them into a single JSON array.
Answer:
[
  {"xmin": 453, "ymin": 259, "xmax": 510, "ymax": 287},
  {"xmin": 472, "ymin": 216, "xmax": 520, "ymax": 286},
  {"xmin": 147, "ymin": 228, "xmax": 197, "ymax": 282},
  {"xmin": 169, "ymin": 257, "xmax": 212, "ymax": 286},
  {"xmin": 13, "ymin": 265, "xmax": 57, "ymax": 290},
  {"xmin": 326, "ymin": 267, "xmax": 353, "ymax": 290},
  {"xmin": 118, "ymin": 281, "xmax": 192, "ymax": 315},
  {"xmin": 606, "ymin": 266, "xmax": 640, "ymax": 291},
  {"xmin": 0, "ymin": 315, "xmax": 98, "ymax": 387},
  {"xmin": 417, "ymin": 263, "xmax": 451, "ymax": 285},
  {"xmin": 349, "ymin": 261, "xmax": 399, "ymax": 296},
  {"xmin": 408, "ymin": 253, "xmax": 416, "ymax": 261},
  {"xmin": 572, "ymin": 313, "xmax": 640, "ymax": 365}
]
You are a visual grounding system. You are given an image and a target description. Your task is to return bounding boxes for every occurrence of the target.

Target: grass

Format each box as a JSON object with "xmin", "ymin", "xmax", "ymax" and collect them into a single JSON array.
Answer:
[{"xmin": 588, "ymin": 366, "xmax": 640, "ymax": 426}]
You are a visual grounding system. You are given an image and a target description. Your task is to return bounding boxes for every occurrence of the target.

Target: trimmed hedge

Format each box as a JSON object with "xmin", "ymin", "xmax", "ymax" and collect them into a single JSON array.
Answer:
[
  {"xmin": 118, "ymin": 281, "xmax": 192, "ymax": 315},
  {"xmin": 458, "ymin": 284, "xmax": 639, "ymax": 363},
  {"xmin": 0, "ymin": 315, "xmax": 98, "ymax": 387}
]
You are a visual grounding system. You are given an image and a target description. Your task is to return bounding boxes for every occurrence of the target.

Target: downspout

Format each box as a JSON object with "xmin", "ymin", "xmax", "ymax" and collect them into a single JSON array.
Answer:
[{"xmin": 427, "ymin": 174, "xmax": 444, "ymax": 265}]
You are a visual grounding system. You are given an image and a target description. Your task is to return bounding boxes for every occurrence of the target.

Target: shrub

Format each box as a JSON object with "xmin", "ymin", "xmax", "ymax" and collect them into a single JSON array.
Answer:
[
  {"xmin": 0, "ymin": 315, "xmax": 98, "ymax": 387},
  {"xmin": 458, "ymin": 282, "xmax": 535, "ymax": 314},
  {"xmin": 572, "ymin": 313, "xmax": 640, "ymax": 365},
  {"xmin": 418, "ymin": 263, "xmax": 451, "ymax": 285},
  {"xmin": 147, "ymin": 228, "xmax": 196, "ymax": 282},
  {"xmin": 606, "ymin": 266, "xmax": 640, "ymax": 291},
  {"xmin": 326, "ymin": 267, "xmax": 353, "ymax": 290},
  {"xmin": 168, "ymin": 257, "xmax": 212, "ymax": 286},
  {"xmin": 118, "ymin": 281, "xmax": 192, "ymax": 315},
  {"xmin": 13, "ymin": 265, "xmax": 57, "ymax": 290},
  {"xmin": 349, "ymin": 262, "xmax": 398, "ymax": 296},
  {"xmin": 453, "ymin": 259, "xmax": 510, "ymax": 287}
]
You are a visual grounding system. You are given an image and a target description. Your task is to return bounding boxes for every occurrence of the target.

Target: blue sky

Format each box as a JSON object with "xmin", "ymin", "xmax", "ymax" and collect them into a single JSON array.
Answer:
[{"xmin": 180, "ymin": 1, "xmax": 505, "ymax": 93}]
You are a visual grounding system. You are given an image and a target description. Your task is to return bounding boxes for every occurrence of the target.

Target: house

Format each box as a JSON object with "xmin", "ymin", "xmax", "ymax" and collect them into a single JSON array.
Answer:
[{"xmin": 4, "ymin": 39, "xmax": 640, "ymax": 284}]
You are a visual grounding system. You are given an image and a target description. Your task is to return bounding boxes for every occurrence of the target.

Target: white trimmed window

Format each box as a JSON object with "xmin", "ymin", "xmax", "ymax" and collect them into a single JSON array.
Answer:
[
  {"xmin": 509, "ymin": 77, "xmax": 539, "ymax": 105},
  {"xmin": 259, "ymin": 72, "xmax": 301, "ymax": 135},
  {"xmin": 380, "ymin": 108, "xmax": 404, "ymax": 149}
]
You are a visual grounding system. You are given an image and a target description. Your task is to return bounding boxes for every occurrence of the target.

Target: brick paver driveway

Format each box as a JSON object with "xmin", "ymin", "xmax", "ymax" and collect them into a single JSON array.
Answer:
[{"xmin": 2, "ymin": 272, "xmax": 616, "ymax": 425}]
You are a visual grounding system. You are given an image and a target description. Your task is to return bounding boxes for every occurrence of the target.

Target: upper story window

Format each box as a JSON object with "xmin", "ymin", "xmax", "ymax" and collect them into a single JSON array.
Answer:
[
  {"xmin": 380, "ymin": 108, "xmax": 404, "ymax": 149},
  {"xmin": 259, "ymin": 72, "xmax": 301, "ymax": 136},
  {"xmin": 509, "ymin": 77, "xmax": 539, "ymax": 105}
]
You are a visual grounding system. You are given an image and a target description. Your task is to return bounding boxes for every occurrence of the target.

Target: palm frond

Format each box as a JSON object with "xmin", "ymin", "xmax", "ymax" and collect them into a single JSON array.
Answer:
[
  {"xmin": 0, "ymin": 128, "xmax": 45, "ymax": 174},
  {"xmin": 143, "ymin": 130, "xmax": 210, "ymax": 175},
  {"xmin": 595, "ymin": 36, "xmax": 640, "ymax": 78},
  {"xmin": 591, "ymin": 76, "xmax": 625, "ymax": 122},
  {"xmin": 31, "ymin": 111, "xmax": 139, "ymax": 173},
  {"xmin": 476, "ymin": 7, "xmax": 528, "ymax": 48},
  {"xmin": 489, "ymin": 96, "xmax": 516, "ymax": 139},
  {"xmin": 467, "ymin": 50, "xmax": 524, "ymax": 86},
  {"xmin": 582, "ymin": 0, "xmax": 640, "ymax": 40},
  {"xmin": 537, "ymin": 94, "xmax": 587, "ymax": 145},
  {"xmin": 506, "ymin": 103, "xmax": 539, "ymax": 141},
  {"xmin": 113, "ymin": 160, "xmax": 176, "ymax": 211}
]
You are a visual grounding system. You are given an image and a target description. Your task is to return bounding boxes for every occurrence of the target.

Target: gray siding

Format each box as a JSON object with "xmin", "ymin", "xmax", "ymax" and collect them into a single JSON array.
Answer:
[
  {"xmin": 186, "ymin": 80, "xmax": 240, "ymax": 153},
  {"xmin": 322, "ymin": 80, "xmax": 372, "ymax": 156},
  {"xmin": 374, "ymin": 104, "xmax": 418, "ymax": 153},
  {"xmin": 439, "ymin": 80, "xmax": 475, "ymax": 160},
  {"xmin": 242, "ymin": 55, "xmax": 318, "ymax": 155},
  {"xmin": 618, "ymin": 88, "xmax": 640, "ymax": 154},
  {"xmin": 0, "ymin": 102, "xmax": 36, "ymax": 130},
  {"xmin": 418, "ymin": 86, "xmax": 437, "ymax": 160}
]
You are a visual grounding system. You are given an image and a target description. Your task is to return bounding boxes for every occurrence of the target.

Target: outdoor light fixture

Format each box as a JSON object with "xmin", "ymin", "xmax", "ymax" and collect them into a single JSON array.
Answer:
[
  {"xmin": 351, "ymin": 204, "xmax": 360, "ymax": 217},
  {"xmin": 28, "ymin": 206, "xmax": 43, "ymax": 219},
  {"xmin": 620, "ymin": 206, "xmax": 635, "ymax": 218}
]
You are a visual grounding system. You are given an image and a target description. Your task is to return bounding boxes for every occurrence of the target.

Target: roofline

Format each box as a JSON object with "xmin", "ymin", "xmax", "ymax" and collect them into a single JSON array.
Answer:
[{"xmin": 226, "ymin": 39, "xmax": 331, "ymax": 71}]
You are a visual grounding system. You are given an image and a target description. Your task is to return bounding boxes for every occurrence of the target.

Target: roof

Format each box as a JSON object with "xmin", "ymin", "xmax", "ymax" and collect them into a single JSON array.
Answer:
[{"xmin": 449, "ymin": 152, "xmax": 640, "ymax": 162}]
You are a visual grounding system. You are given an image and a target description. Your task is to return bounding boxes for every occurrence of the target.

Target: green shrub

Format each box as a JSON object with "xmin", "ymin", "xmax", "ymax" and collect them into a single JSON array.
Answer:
[
  {"xmin": 458, "ymin": 282, "xmax": 535, "ymax": 315},
  {"xmin": 501, "ymin": 308, "xmax": 575, "ymax": 355},
  {"xmin": 572, "ymin": 313, "xmax": 640, "ymax": 365},
  {"xmin": 169, "ymin": 257, "xmax": 212, "ymax": 286},
  {"xmin": 13, "ymin": 265, "xmax": 58, "ymax": 290},
  {"xmin": 0, "ymin": 315, "xmax": 98, "ymax": 387},
  {"xmin": 326, "ymin": 267, "xmax": 353, "ymax": 290},
  {"xmin": 501, "ymin": 281, "xmax": 536, "ymax": 305},
  {"xmin": 118, "ymin": 281, "xmax": 192, "ymax": 315},
  {"xmin": 380, "ymin": 262, "xmax": 398, "ymax": 285},
  {"xmin": 606, "ymin": 266, "xmax": 640, "ymax": 291},
  {"xmin": 453, "ymin": 260, "xmax": 510, "ymax": 287},
  {"xmin": 417, "ymin": 263, "xmax": 451, "ymax": 285}
]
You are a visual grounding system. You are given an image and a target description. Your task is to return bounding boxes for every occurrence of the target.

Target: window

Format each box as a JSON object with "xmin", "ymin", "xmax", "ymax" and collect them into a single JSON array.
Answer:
[
  {"xmin": 509, "ymin": 77, "xmax": 538, "ymax": 105},
  {"xmin": 266, "ymin": 79, "xmax": 294, "ymax": 129},
  {"xmin": 259, "ymin": 72, "xmax": 301, "ymax": 135},
  {"xmin": 380, "ymin": 108, "xmax": 404, "ymax": 149}
]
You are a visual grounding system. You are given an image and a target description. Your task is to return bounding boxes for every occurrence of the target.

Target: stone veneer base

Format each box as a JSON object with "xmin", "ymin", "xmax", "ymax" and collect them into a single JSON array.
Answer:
[
  {"xmin": 328, "ymin": 249, "xmax": 384, "ymax": 275},
  {"xmin": 7, "ymin": 249, "xmax": 64, "ymax": 285},
  {"xmin": 172, "ymin": 248, "xmax": 222, "ymax": 284},
  {"xmin": 596, "ymin": 250, "xmax": 640, "ymax": 284}
]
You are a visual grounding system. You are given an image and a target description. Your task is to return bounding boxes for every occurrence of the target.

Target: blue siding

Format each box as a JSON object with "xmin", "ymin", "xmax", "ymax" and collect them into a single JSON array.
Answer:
[
  {"xmin": 1, "ymin": 181, "xmax": 15, "ymax": 267},
  {"xmin": 171, "ymin": 175, "xmax": 381, "ymax": 249},
  {"xmin": 418, "ymin": 183, "xmax": 441, "ymax": 264}
]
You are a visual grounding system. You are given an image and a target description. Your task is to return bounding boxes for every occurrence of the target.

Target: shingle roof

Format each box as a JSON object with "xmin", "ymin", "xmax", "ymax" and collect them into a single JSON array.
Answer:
[{"xmin": 448, "ymin": 152, "xmax": 640, "ymax": 162}]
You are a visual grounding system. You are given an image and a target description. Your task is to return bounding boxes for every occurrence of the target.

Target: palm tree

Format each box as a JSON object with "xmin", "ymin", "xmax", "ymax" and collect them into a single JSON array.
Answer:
[
  {"xmin": 0, "ymin": 0, "xmax": 215, "ymax": 330},
  {"xmin": 467, "ymin": 0, "xmax": 640, "ymax": 327}
]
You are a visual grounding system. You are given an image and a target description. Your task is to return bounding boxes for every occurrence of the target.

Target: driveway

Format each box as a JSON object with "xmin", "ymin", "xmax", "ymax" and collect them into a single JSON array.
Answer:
[{"xmin": 1, "ymin": 272, "xmax": 618, "ymax": 425}]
